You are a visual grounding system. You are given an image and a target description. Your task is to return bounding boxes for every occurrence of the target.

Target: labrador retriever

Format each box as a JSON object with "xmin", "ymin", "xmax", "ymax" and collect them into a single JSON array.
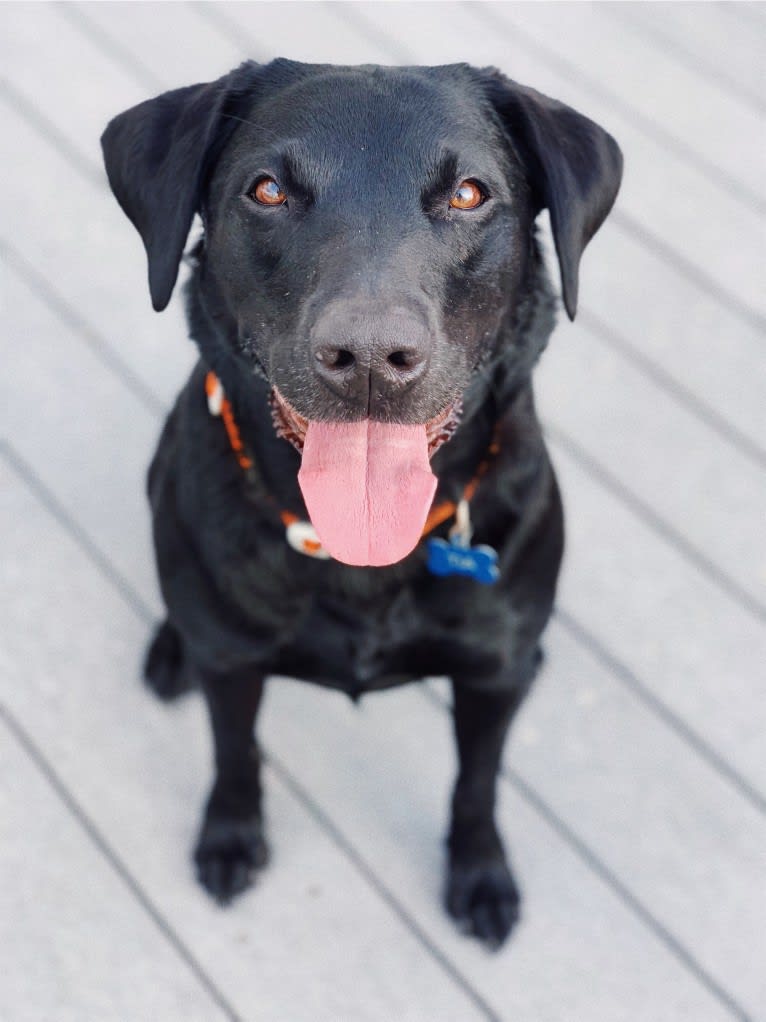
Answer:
[{"xmin": 101, "ymin": 58, "xmax": 621, "ymax": 947}]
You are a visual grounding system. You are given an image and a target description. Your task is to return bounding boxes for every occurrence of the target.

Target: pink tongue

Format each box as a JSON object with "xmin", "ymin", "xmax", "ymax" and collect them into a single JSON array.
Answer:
[{"xmin": 298, "ymin": 420, "xmax": 437, "ymax": 566}]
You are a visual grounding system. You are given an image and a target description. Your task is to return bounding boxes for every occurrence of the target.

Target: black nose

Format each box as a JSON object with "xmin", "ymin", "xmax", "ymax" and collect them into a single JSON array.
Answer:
[
  {"xmin": 314, "ymin": 341, "xmax": 427, "ymax": 383},
  {"xmin": 310, "ymin": 303, "xmax": 430, "ymax": 407}
]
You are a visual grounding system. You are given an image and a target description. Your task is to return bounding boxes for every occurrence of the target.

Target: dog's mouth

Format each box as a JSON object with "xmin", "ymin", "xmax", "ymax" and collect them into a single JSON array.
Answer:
[
  {"xmin": 269, "ymin": 388, "xmax": 463, "ymax": 457},
  {"xmin": 269, "ymin": 389, "xmax": 308, "ymax": 452},
  {"xmin": 269, "ymin": 387, "xmax": 463, "ymax": 567}
]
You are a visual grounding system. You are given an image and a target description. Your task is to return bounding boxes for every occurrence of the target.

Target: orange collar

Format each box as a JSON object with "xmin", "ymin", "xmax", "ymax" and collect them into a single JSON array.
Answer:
[{"xmin": 205, "ymin": 371, "xmax": 498, "ymax": 554}]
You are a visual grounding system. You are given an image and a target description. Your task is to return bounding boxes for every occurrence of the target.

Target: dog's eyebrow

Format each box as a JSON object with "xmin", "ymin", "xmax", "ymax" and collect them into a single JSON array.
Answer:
[
  {"xmin": 232, "ymin": 134, "xmax": 334, "ymax": 197},
  {"xmin": 274, "ymin": 141, "xmax": 340, "ymax": 195},
  {"xmin": 420, "ymin": 149, "xmax": 460, "ymax": 204}
]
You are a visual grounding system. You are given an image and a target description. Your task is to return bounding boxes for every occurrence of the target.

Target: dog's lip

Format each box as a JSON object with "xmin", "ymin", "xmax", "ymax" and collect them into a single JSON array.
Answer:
[
  {"xmin": 269, "ymin": 387, "xmax": 463, "ymax": 457},
  {"xmin": 269, "ymin": 388, "xmax": 310, "ymax": 452}
]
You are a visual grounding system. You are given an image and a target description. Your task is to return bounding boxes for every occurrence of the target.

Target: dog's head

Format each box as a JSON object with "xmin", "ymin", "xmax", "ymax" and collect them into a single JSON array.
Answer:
[{"xmin": 102, "ymin": 59, "xmax": 621, "ymax": 565}]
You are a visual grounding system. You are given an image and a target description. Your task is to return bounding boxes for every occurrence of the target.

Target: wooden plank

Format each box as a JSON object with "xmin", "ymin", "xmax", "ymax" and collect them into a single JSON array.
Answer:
[
  {"xmin": 0, "ymin": 457, "xmax": 491, "ymax": 1022},
  {"xmin": 57, "ymin": 1, "xmax": 244, "ymax": 91},
  {"xmin": 484, "ymin": 1, "xmax": 766, "ymax": 202},
  {"xmin": 560, "ymin": 222, "xmax": 766, "ymax": 455},
  {"xmin": 0, "ymin": 106, "xmax": 194, "ymax": 413},
  {"xmin": 0, "ymin": 263, "xmax": 168, "ymax": 608},
  {"xmin": 549, "ymin": 444, "xmax": 766, "ymax": 798},
  {"xmin": 537, "ymin": 316, "xmax": 766, "ymax": 613},
  {"xmin": 0, "ymin": 2, "xmax": 147, "ymax": 173},
  {"xmin": 727, "ymin": 1, "xmax": 766, "ymax": 27},
  {"xmin": 607, "ymin": 2, "xmax": 766, "ymax": 112},
  {"xmin": 503, "ymin": 627, "xmax": 766, "ymax": 1016},
  {"xmin": 0, "ymin": 710, "xmax": 232, "ymax": 1022}
]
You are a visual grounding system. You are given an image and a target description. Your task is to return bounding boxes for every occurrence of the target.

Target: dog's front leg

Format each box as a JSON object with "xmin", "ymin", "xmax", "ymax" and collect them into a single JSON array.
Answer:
[
  {"xmin": 446, "ymin": 679, "xmax": 529, "ymax": 948},
  {"xmin": 195, "ymin": 667, "xmax": 269, "ymax": 904}
]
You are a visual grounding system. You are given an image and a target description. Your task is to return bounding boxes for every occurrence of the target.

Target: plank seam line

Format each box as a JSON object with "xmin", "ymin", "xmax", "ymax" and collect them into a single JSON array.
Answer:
[
  {"xmin": 0, "ymin": 442, "xmax": 155, "ymax": 627},
  {"xmin": 422, "ymin": 684, "xmax": 755, "ymax": 1022},
  {"xmin": 0, "ymin": 238, "xmax": 166, "ymax": 418},
  {"xmin": 553, "ymin": 609, "xmax": 766, "ymax": 815},
  {"xmin": 266, "ymin": 754, "xmax": 502, "ymax": 1022},
  {"xmin": 602, "ymin": 4, "xmax": 766, "ymax": 115},
  {"xmin": 4, "ymin": 241, "xmax": 763, "ymax": 810},
  {"xmin": 0, "ymin": 75, "xmax": 103, "ymax": 188},
  {"xmin": 0, "ymin": 437, "xmax": 754, "ymax": 1022},
  {"xmin": 55, "ymin": 1, "xmax": 166, "ymax": 93},
  {"xmin": 544, "ymin": 423, "xmax": 766, "ymax": 625},
  {"xmin": 500, "ymin": 771, "xmax": 753, "ymax": 1022},
  {"xmin": 322, "ymin": 0, "xmax": 413, "ymax": 64},
  {"xmin": 577, "ymin": 307, "xmax": 766, "ymax": 472},
  {"xmin": 609, "ymin": 208, "xmax": 766, "ymax": 334},
  {"xmin": 0, "ymin": 702, "xmax": 243, "ymax": 1022},
  {"xmin": 465, "ymin": 2, "xmax": 766, "ymax": 216},
  {"xmin": 187, "ymin": 1, "xmax": 268, "ymax": 61}
]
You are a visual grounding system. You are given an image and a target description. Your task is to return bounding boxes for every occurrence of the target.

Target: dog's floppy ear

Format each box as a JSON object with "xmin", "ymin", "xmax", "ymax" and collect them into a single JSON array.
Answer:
[
  {"xmin": 101, "ymin": 64, "xmax": 257, "ymax": 311},
  {"xmin": 482, "ymin": 70, "xmax": 623, "ymax": 320}
]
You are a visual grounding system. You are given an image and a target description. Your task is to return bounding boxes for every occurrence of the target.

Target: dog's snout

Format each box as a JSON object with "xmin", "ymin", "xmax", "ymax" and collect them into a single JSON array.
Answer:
[{"xmin": 310, "ymin": 304, "xmax": 430, "ymax": 405}]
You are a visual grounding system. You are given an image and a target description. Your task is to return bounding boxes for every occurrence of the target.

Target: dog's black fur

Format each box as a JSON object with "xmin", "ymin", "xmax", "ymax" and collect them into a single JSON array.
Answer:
[{"xmin": 102, "ymin": 59, "xmax": 621, "ymax": 947}]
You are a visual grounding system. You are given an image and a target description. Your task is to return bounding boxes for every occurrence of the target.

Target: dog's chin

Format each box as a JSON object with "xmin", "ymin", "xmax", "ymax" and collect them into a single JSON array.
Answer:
[{"xmin": 269, "ymin": 387, "xmax": 464, "ymax": 458}]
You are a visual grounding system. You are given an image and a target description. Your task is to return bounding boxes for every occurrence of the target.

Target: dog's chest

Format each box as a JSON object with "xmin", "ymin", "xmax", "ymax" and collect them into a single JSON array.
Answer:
[
  {"xmin": 277, "ymin": 583, "xmax": 427, "ymax": 693},
  {"xmin": 261, "ymin": 565, "xmax": 513, "ymax": 696}
]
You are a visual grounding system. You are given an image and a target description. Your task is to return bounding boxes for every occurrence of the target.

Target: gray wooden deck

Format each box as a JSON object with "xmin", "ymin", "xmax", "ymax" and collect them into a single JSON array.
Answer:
[{"xmin": 1, "ymin": 3, "xmax": 764, "ymax": 1020}]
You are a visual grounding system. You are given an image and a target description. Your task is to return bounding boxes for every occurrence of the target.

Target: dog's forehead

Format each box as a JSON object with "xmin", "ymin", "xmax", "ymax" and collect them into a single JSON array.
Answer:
[{"xmin": 235, "ymin": 63, "xmax": 498, "ymax": 166}]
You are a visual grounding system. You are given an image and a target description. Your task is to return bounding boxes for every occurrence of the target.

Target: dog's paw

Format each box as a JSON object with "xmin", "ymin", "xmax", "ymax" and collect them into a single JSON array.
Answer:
[
  {"xmin": 143, "ymin": 620, "xmax": 192, "ymax": 701},
  {"xmin": 446, "ymin": 857, "xmax": 520, "ymax": 949},
  {"xmin": 194, "ymin": 813, "xmax": 269, "ymax": 905}
]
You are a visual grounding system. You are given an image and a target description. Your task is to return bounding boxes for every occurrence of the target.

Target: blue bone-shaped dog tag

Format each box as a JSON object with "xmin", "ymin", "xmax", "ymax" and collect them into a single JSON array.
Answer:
[
  {"xmin": 426, "ymin": 537, "xmax": 500, "ymax": 584},
  {"xmin": 425, "ymin": 499, "xmax": 499, "ymax": 584}
]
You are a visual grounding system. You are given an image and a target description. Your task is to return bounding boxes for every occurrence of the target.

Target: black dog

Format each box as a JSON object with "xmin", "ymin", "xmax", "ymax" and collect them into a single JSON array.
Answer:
[{"xmin": 101, "ymin": 59, "xmax": 621, "ymax": 948}]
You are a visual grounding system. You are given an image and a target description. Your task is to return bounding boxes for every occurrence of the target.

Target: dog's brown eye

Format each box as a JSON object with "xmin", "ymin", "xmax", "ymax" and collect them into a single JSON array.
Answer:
[
  {"xmin": 449, "ymin": 180, "xmax": 486, "ymax": 210},
  {"xmin": 250, "ymin": 177, "xmax": 287, "ymax": 206}
]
